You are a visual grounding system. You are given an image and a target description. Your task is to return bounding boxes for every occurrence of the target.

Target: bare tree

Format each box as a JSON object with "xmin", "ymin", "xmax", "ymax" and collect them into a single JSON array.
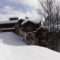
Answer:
[
  {"xmin": 39, "ymin": 0, "xmax": 56, "ymax": 31},
  {"xmin": 56, "ymin": 5, "xmax": 60, "ymax": 31},
  {"xmin": 39, "ymin": 0, "xmax": 60, "ymax": 50}
]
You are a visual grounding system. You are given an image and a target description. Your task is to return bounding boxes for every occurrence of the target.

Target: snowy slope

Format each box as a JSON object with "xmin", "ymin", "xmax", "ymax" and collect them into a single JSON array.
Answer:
[{"xmin": 0, "ymin": 32, "xmax": 59, "ymax": 60}]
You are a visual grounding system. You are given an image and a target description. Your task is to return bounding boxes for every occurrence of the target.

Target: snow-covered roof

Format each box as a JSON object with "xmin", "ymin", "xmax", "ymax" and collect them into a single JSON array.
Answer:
[
  {"xmin": 21, "ymin": 19, "xmax": 40, "ymax": 25},
  {"xmin": 21, "ymin": 16, "xmax": 42, "ymax": 25},
  {"xmin": 0, "ymin": 20, "xmax": 18, "ymax": 24},
  {"xmin": 0, "ymin": 27, "xmax": 15, "ymax": 30},
  {"xmin": 21, "ymin": 20, "xmax": 28, "ymax": 25}
]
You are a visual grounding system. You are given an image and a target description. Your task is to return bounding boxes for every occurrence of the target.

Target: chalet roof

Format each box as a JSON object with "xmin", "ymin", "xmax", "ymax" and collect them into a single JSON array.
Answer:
[
  {"xmin": 21, "ymin": 21, "xmax": 36, "ymax": 27},
  {"xmin": 21, "ymin": 19, "xmax": 40, "ymax": 25},
  {"xmin": 0, "ymin": 18, "xmax": 41, "ymax": 25}
]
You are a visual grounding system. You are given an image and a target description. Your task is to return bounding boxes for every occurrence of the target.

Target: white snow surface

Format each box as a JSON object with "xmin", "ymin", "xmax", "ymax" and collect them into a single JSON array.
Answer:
[{"xmin": 0, "ymin": 32, "xmax": 59, "ymax": 60}]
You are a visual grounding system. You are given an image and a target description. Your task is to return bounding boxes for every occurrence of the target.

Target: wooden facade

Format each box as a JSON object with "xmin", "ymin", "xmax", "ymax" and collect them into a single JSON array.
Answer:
[
  {"xmin": 35, "ymin": 27, "xmax": 49, "ymax": 47},
  {"xmin": 15, "ymin": 23, "xmax": 19, "ymax": 34},
  {"xmin": 48, "ymin": 31, "xmax": 60, "ymax": 51},
  {"xmin": 0, "ymin": 28, "xmax": 15, "ymax": 32},
  {"xmin": 22, "ymin": 21, "xmax": 40, "ymax": 32},
  {"xmin": 0, "ymin": 23, "xmax": 15, "ymax": 28},
  {"xmin": 0, "ymin": 22, "xmax": 17, "ymax": 32},
  {"xmin": 21, "ymin": 21, "xmax": 40, "ymax": 45}
]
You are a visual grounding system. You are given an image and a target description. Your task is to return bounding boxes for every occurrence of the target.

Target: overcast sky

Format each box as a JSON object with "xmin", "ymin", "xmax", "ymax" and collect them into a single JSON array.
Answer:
[
  {"xmin": 0, "ymin": 0, "xmax": 60, "ymax": 21},
  {"xmin": 0, "ymin": 0, "xmax": 42, "ymax": 21}
]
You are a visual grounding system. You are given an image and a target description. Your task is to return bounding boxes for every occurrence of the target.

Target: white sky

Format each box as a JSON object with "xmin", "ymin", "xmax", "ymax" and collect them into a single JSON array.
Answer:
[
  {"xmin": 0, "ymin": 0, "xmax": 60, "ymax": 21},
  {"xmin": 0, "ymin": 0, "xmax": 42, "ymax": 21}
]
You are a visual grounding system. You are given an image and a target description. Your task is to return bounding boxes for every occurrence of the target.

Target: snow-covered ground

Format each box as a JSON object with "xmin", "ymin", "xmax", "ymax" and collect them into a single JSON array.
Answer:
[
  {"xmin": 0, "ymin": 32, "xmax": 26, "ymax": 46},
  {"xmin": 0, "ymin": 32, "xmax": 60, "ymax": 60}
]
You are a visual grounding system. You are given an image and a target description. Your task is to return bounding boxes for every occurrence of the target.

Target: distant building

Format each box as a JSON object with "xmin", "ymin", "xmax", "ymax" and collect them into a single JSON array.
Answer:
[
  {"xmin": 35, "ymin": 26, "xmax": 48, "ymax": 46},
  {"xmin": 0, "ymin": 20, "xmax": 18, "ymax": 32},
  {"xmin": 9, "ymin": 17, "xmax": 18, "ymax": 21},
  {"xmin": 15, "ymin": 19, "xmax": 24, "ymax": 35},
  {"xmin": 21, "ymin": 20, "xmax": 40, "ymax": 45}
]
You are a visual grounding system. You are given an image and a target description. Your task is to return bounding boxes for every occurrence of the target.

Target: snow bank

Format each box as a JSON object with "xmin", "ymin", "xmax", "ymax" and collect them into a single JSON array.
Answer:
[
  {"xmin": 0, "ymin": 45, "xmax": 60, "ymax": 60},
  {"xmin": 0, "ymin": 32, "xmax": 59, "ymax": 60}
]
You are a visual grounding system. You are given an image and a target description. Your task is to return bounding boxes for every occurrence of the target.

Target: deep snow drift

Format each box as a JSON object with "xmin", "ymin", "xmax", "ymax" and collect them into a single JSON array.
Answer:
[{"xmin": 0, "ymin": 32, "xmax": 59, "ymax": 60}]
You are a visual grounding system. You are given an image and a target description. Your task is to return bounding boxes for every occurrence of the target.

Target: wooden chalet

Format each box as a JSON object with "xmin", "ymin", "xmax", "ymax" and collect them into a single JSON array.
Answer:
[
  {"xmin": 21, "ymin": 20, "xmax": 40, "ymax": 45},
  {"xmin": 21, "ymin": 20, "xmax": 40, "ymax": 32}
]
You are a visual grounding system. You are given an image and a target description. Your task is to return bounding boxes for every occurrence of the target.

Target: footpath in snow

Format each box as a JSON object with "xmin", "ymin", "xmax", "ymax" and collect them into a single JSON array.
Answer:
[{"xmin": 0, "ymin": 32, "xmax": 59, "ymax": 60}]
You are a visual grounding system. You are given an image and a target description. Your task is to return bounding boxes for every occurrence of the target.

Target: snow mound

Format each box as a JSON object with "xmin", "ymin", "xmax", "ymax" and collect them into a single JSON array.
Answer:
[{"xmin": 0, "ymin": 32, "xmax": 59, "ymax": 60}]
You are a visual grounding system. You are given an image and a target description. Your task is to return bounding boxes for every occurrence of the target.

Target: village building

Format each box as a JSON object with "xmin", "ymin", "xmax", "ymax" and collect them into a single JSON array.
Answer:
[
  {"xmin": 35, "ymin": 26, "xmax": 49, "ymax": 47},
  {"xmin": 18, "ymin": 19, "xmax": 24, "ymax": 35},
  {"xmin": 15, "ymin": 19, "xmax": 24, "ymax": 35},
  {"xmin": 21, "ymin": 20, "xmax": 40, "ymax": 45},
  {"xmin": 0, "ymin": 20, "xmax": 18, "ymax": 32},
  {"xmin": 15, "ymin": 22, "xmax": 19, "ymax": 34}
]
